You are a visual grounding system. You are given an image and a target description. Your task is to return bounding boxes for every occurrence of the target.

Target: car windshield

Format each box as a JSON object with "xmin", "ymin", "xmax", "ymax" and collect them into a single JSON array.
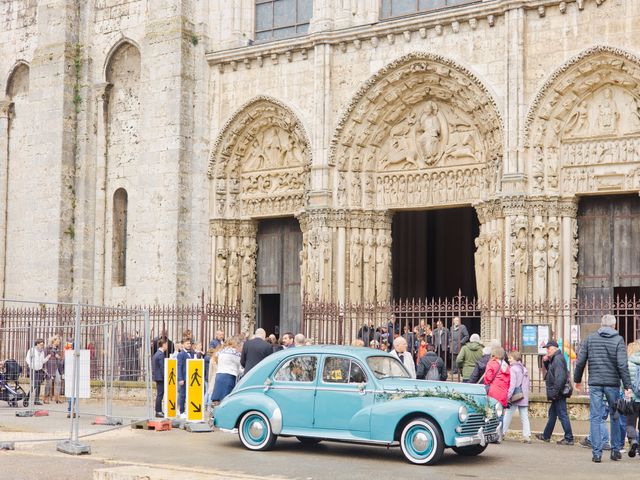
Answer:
[{"xmin": 366, "ymin": 356, "xmax": 411, "ymax": 379}]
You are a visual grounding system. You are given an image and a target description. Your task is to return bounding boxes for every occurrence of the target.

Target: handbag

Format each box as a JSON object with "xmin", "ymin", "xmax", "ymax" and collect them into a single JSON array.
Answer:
[
  {"xmin": 562, "ymin": 380, "xmax": 573, "ymax": 398},
  {"xmin": 510, "ymin": 386, "xmax": 524, "ymax": 403}
]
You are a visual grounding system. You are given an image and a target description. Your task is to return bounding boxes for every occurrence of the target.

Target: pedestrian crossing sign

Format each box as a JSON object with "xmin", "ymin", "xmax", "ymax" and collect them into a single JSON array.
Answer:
[
  {"xmin": 186, "ymin": 358, "xmax": 205, "ymax": 422},
  {"xmin": 164, "ymin": 358, "xmax": 177, "ymax": 418}
]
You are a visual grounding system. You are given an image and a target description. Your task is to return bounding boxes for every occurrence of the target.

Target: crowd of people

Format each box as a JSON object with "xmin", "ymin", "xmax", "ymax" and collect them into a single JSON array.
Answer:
[
  {"xmin": 151, "ymin": 328, "xmax": 311, "ymax": 419},
  {"xmin": 148, "ymin": 314, "xmax": 640, "ymax": 464}
]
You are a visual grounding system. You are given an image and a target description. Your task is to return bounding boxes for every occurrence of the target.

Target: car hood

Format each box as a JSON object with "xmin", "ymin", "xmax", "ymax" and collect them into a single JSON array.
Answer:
[{"xmin": 379, "ymin": 378, "xmax": 491, "ymax": 408}]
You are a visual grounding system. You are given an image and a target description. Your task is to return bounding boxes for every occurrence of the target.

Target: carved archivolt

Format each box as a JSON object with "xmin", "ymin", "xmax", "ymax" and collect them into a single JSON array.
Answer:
[
  {"xmin": 525, "ymin": 46, "xmax": 640, "ymax": 194},
  {"xmin": 330, "ymin": 52, "xmax": 504, "ymax": 210},
  {"xmin": 209, "ymin": 96, "xmax": 311, "ymax": 218}
]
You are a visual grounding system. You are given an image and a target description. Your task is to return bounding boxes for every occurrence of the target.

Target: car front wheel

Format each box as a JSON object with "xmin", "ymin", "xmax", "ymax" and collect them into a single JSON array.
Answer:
[
  {"xmin": 399, "ymin": 417, "xmax": 444, "ymax": 465},
  {"xmin": 238, "ymin": 411, "xmax": 277, "ymax": 451},
  {"xmin": 452, "ymin": 444, "xmax": 488, "ymax": 456}
]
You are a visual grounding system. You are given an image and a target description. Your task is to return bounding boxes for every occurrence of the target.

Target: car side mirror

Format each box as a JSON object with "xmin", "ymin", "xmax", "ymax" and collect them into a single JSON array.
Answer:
[{"xmin": 263, "ymin": 378, "xmax": 272, "ymax": 392}]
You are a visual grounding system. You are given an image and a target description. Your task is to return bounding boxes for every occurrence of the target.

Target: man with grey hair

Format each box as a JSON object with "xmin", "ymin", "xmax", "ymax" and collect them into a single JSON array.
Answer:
[
  {"xmin": 574, "ymin": 314, "xmax": 632, "ymax": 463},
  {"xmin": 294, "ymin": 333, "xmax": 306, "ymax": 346},
  {"xmin": 391, "ymin": 336, "xmax": 416, "ymax": 379},
  {"xmin": 240, "ymin": 328, "xmax": 273, "ymax": 374}
]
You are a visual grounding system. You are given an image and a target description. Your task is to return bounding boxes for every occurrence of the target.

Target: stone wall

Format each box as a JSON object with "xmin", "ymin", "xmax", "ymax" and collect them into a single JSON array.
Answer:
[{"xmin": 2, "ymin": 0, "xmax": 640, "ymax": 317}]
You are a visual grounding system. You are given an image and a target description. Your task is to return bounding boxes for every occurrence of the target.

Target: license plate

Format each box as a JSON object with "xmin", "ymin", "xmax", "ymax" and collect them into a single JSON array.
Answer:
[{"xmin": 484, "ymin": 433, "xmax": 500, "ymax": 443}]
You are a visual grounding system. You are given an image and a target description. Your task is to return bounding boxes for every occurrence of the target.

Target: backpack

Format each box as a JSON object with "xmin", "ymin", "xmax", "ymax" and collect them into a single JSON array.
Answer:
[
  {"xmin": 426, "ymin": 360, "xmax": 440, "ymax": 381},
  {"xmin": 633, "ymin": 366, "xmax": 640, "ymax": 398}
]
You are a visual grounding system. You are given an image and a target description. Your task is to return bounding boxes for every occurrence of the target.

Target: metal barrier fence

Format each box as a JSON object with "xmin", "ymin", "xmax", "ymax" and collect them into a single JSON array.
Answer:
[
  {"xmin": 0, "ymin": 299, "xmax": 241, "ymax": 381},
  {"xmin": 301, "ymin": 294, "xmax": 640, "ymax": 393},
  {"xmin": 0, "ymin": 299, "xmax": 150, "ymax": 454}
]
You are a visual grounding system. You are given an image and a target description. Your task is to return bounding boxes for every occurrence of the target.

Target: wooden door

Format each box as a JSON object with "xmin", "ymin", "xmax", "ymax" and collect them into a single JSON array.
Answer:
[
  {"xmin": 256, "ymin": 218, "xmax": 302, "ymax": 336},
  {"xmin": 578, "ymin": 195, "xmax": 640, "ymax": 298}
]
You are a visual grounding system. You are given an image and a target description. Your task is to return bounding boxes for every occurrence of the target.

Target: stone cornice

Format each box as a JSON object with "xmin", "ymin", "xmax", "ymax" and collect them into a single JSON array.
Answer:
[{"xmin": 205, "ymin": 0, "xmax": 605, "ymax": 69}]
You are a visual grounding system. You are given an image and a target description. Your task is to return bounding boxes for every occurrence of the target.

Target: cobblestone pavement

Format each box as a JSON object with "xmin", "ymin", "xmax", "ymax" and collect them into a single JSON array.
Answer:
[{"xmin": 0, "ymin": 402, "xmax": 636, "ymax": 480}]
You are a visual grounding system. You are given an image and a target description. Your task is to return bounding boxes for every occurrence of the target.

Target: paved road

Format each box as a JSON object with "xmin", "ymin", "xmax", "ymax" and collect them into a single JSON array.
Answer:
[{"xmin": 1, "ymin": 425, "xmax": 638, "ymax": 480}]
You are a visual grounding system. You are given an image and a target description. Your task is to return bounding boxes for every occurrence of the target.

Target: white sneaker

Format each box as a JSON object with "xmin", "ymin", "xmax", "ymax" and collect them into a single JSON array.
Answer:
[{"xmin": 179, "ymin": 412, "xmax": 187, "ymax": 420}]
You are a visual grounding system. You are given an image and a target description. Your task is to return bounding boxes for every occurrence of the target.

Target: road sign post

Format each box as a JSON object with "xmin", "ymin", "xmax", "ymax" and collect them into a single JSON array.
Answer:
[
  {"xmin": 164, "ymin": 358, "xmax": 178, "ymax": 418},
  {"xmin": 186, "ymin": 358, "xmax": 204, "ymax": 423}
]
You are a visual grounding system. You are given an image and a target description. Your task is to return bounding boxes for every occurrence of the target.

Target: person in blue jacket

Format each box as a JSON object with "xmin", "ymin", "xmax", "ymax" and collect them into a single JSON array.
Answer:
[
  {"xmin": 152, "ymin": 339, "xmax": 168, "ymax": 418},
  {"xmin": 177, "ymin": 337, "xmax": 194, "ymax": 418}
]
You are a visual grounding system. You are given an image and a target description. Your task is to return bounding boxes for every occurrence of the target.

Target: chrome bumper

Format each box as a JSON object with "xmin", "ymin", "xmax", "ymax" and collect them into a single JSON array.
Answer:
[
  {"xmin": 219, "ymin": 427, "xmax": 238, "ymax": 434},
  {"xmin": 454, "ymin": 426, "xmax": 502, "ymax": 447}
]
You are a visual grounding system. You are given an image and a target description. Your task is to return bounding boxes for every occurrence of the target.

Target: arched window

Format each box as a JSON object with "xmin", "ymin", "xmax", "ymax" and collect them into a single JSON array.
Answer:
[
  {"xmin": 381, "ymin": 0, "xmax": 478, "ymax": 20},
  {"xmin": 112, "ymin": 188, "xmax": 128, "ymax": 286},
  {"xmin": 255, "ymin": 0, "xmax": 313, "ymax": 42}
]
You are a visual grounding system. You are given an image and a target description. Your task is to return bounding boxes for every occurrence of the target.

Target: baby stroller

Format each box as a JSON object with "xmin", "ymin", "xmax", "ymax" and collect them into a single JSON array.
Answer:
[{"xmin": 0, "ymin": 359, "xmax": 30, "ymax": 407}]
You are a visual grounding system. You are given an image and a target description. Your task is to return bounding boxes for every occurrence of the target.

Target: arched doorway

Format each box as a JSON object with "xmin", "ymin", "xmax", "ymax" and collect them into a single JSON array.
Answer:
[
  {"xmin": 329, "ymin": 53, "xmax": 504, "ymax": 308},
  {"xmin": 208, "ymin": 97, "xmax": 311, "ymax": 330}
]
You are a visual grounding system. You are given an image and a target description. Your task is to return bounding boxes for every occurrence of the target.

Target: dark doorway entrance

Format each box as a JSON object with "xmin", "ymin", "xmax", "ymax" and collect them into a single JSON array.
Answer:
[
  {"xmin": 392, "ymin": 208, "xmax": 480, "ymax": 300},
  {"xmin": 259, "ymin": 294, "xmax": 280, "ymax": 337},
  {"xmin": 255, "ymin": 218, "xmax": 302, "ymax": 337}
]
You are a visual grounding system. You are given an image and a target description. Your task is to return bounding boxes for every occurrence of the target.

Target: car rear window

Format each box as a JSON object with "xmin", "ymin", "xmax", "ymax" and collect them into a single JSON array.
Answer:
[
  {"xmin": 273, "ymin": 355, "xmax": 317, "ymax": 382},
  {"xmin": 367, "ymin": 356, "xmax": 411, "ymax": 379}
]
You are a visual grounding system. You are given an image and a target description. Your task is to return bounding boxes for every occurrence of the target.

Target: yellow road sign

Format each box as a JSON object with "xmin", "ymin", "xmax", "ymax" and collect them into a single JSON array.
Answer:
[
  {"xmin": 164, "ymin": 358, "xmax": 177, "ymax": 418},
  {"xmin": 186, "ymin": 358, "xmax": 205, "ymax": 422}
]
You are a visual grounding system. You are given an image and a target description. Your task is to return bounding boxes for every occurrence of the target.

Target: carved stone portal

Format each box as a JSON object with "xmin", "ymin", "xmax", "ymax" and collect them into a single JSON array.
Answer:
[
  {"xmin": 331, "ymin": 53, "xmax": 503, "ymax": 211},
  {"xmin": 209, "ymin": 97, "xmax": 311, "ymax": 218}
]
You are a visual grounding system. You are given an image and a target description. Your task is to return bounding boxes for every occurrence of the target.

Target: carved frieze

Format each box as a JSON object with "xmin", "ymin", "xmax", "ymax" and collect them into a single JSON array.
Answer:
[
  {"xmin": 209, "ymin": 97, "xmax": 311, "ymax": 218},
  {"xmin": 330, "ymin": 53, "xmax": 503, "ymax": 210}
]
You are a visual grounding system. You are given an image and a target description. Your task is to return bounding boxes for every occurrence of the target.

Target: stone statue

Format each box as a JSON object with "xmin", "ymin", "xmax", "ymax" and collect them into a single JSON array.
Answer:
[
  {"xmin": 533, "ymin": 235, "xmax": 547, "ymax": 303},
  {"xmin": 474, "ymin": 236, "xmax": 489, "ymax": 301},
  {"xmin": 299, "ymin": 247, "xmax": 307, "ymax": 295},
  {"xmin": 564, "ymin": 101, "xmax": 589, "ymax": 137},
  {"xmin": 362, "ymin": 230, "xmax": 376, "ymax": 303},
  {"xmin": 307, "ymin": 232, "xmax": 321, "ymax": 300},
  {"xmin": 375, "ymin": 231, "xmax": 390, "ymax": 303},
  {"xmin": 597, "ymin": 87, "xmax": 619, "ymax": 135},
  {"xmin": 215, "ymin": 252, "xmax": 228, "ymax": 304},
  {"xmin": 489, "ymin": 234, "xmax": 502, "ymax": 301},
  {"xmin": 513, "ymin": 229, "xmax": 528, "ymax": 304},
  {"xmin": 417, "ymin": 101, "xmax": 443, "ymax": 166},
  {"xmin": 227, "ymin": 251, "xmax": 240, "ymax": 304},
  {"xmin": 547, "ymin": 229, "xmax": 560, "ymax": 301},
  {"xmin": 349, "ymin": 230, "xmax": 363, "ymax": 303},
  {"xmin": 321, "ymin": 229, "xmax": 332, "ymax": 300}
]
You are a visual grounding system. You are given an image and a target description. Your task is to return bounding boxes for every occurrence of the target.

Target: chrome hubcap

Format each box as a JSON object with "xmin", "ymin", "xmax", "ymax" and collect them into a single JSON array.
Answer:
[
  {"xmin": 249, "ymin": 420, "xmax": 264, "ymax": 438},
  {"xmin": 412, "ymin": 432, "xmax": 428, "ymax": 451}
]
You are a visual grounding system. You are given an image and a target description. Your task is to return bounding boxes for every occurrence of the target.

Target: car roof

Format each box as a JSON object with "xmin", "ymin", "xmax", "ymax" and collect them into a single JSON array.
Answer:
[{"xmin": 275, "ymin": 345, "xmax": 392, "ymax": 359}]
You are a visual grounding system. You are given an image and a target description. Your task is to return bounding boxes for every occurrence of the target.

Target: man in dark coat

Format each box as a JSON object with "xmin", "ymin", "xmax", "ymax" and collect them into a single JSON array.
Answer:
[
  {"xmin": 240, "ymin": 328, "xmax": 273, "ymax": 374},
  {"xmin": 416, "ymin": 344, "xmax": 447, "ymax": 381},
  {"xmin": 449, "ymin": 317, "xmax": 469, "ymax": 374},
  {"xmin": 152, "ymin": 339, "xmax": 168, "ymax": 418},
  {"xmin": 574, "ymin": 314, "xmax": 632, "ymax": 463},
  {"xmin": 536, "ymin": 341, "xmax": 574, "ymax": 446},
  {"xmin": 432, "ymin": 320, "xmax": 449, "ymax": 367}
]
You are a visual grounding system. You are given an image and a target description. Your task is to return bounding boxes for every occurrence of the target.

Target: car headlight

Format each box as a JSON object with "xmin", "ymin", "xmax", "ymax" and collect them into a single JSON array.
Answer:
[
  {"xmin": 495, "ymin": 402, "xmax": 503, "ymax": 417},
  {"xmin": 458, "ymin": 405, "xmax": 468, "ymax": 423}
]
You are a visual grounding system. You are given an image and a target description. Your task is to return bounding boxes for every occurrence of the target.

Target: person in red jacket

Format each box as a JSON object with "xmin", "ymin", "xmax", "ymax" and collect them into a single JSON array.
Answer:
[{"xmin": 484, "ymin": 346, "xmax": 511, "ymax": 408}]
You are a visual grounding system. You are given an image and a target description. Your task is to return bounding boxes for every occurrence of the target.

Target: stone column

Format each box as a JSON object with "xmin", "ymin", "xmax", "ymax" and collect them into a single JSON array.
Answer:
[
  {"xmin": 92, "ymin": 83, "xmax": 110, "ymax": 304},
  {"xmin": 310, "ymin": 0, "xmax": 335, "ymax": 32},
  {"xmin": 559, "ymin": 199, "xmax": 578, "ymax": 303},
  {"xmin": 0, "ymin": 100, "xmax": 12, "ymax": 297},
  {"xmin": 336, "ymin": 211, "xmax": 347, "ymax": 304}
]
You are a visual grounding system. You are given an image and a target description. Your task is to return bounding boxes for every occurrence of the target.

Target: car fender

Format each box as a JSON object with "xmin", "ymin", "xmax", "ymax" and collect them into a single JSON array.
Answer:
[
  {"xmin": 213, "ymin": 389, "xmax": 283, "ymax": 434},
  {"xmin": 369, "ymin": 397, "xmax": 462, "ymax": 446}
]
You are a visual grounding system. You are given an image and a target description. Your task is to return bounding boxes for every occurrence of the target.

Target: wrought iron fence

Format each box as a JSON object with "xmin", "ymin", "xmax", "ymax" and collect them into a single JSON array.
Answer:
[
  {"xmin": 302, "ymin": 293, "xmax": 640, "ymax": 394},
  {"xmin": 0, "ymin": 299, "xmax": 241, "ymax": 381}
]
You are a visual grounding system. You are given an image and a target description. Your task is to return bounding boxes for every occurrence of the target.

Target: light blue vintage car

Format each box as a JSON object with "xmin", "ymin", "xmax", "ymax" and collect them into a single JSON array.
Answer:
[{"xmin": 213, "ymin": 345, "xmax": 502, "ymax": 465}]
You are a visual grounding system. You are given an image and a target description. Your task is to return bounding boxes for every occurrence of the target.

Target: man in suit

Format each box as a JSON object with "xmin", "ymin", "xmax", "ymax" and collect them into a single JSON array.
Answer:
[
  {"xmin": 152, "ymin": 339, "xmax": 168, "ymax": 418},
  {"xmin": 177, "ymin": 337, "xmax": 194, "ymax": 418},
  {"xmin": 240, "ymin": 328, "xmax": 273, "ymax": 374},
  {"xmin": 391, "ymin": 337, "xmax": 416, "ymax": 378}
]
